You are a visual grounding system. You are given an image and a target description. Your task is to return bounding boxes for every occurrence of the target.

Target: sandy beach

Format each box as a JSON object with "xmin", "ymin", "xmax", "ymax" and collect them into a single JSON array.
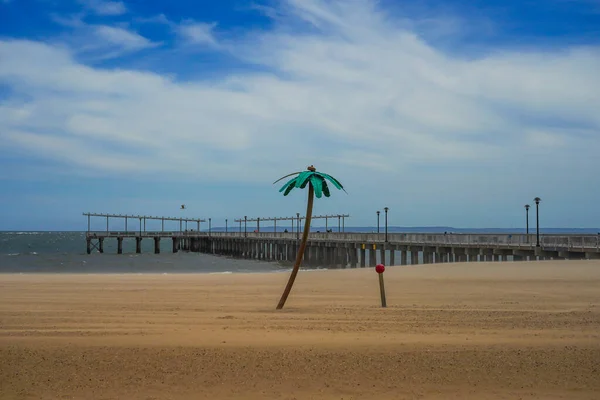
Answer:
[{"xmin": 1, "ymin": 261, "xmax": 600, "ymax": 399}]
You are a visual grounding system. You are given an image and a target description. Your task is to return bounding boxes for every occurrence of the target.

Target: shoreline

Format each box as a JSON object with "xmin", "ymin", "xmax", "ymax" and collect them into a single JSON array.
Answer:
[
  {"xmin": 1, "ymin": 257, "xmax": 599, "ymax": 275},
  {"xmin": 0, "ymin": 266, "xmax": 332, "ymax": 275}
]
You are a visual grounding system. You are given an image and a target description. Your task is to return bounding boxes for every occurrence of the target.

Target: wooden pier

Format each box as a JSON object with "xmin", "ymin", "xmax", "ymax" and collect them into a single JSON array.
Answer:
[
  {"xmin": 84, "ymin": 213, "xmax": 600, "ymax": 265},
  {"xmin": 83, "ymin": 213, "xmax": 206, "ymax": 254}
]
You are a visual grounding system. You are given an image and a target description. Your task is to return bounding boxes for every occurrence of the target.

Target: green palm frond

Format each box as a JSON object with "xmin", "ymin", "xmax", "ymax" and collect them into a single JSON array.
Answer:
[
  {"xmin": 322, "ymin": 179, "xmax": 330, "ymax": 197},
  {"xmin": 273, "ymin": 171, "xmax": 302, "ymax": 185},
  {"xmin": 278, "ymin": 176, "xmax": 298, "ymax": 194},
  {"xmin": 274, "ymin": 167, "xmax": 345, "ymax": 198},
  {"xmin": 321, "ymin": 173, "xmax": 347, "ymax": 193},
  {"xmin": 283, "ymin": 179, "xmax": 297, "ymax": 196},
  {"xmin": 310, "ymin": 174, "xmax": 325, "ymax": 198},
  {"xmin": 296, "ymin": 171, "xmax": 313, "ymax": 189}
]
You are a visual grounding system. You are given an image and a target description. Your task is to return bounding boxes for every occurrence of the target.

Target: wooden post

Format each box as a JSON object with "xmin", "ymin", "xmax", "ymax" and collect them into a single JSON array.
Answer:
[
  {"xmin": 411, "ymin": 250, "xmax": 419, "ymax": 265},
  {"xmin": 360, "ymin": 246, "xmax": 366, "ymax": 268},
  {"xmin": 370, "ymin": 245, "xmax": 377, "ymax": 266},
  {"xmin": 376, "ymin": 264, "xmax": 387, "ymax": 308},
  {"xmin": 117, "ymin": 237, "xmax": 123, "ymax": 254},
  {"xmin": 378, "ymin": 274, "xmax": 387, "ymax": 307}
]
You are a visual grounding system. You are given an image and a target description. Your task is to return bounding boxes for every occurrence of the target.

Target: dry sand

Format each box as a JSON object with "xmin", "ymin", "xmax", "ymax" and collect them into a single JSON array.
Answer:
[{"xmin": 1, "ymin": 260, "xmax": 600, "ymax": 399}]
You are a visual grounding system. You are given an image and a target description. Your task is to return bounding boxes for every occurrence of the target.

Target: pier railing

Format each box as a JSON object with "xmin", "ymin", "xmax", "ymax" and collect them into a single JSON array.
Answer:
[
  {"xmin": 87, "ymin": 231, "xmax": 599, "ymax": 251},
  {"xmin": 87, "ymin": 231, "xmax": 181, "ymax": 237},
  {"xmin": 200, "ymin": 232, "xmax": 600, "ymax": 250}
]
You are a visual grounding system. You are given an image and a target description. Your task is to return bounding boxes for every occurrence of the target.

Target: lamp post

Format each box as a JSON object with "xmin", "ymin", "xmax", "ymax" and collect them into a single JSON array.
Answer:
[
  {"xmin": 257, "ymin": 217, "xmax": 260, "ymax": 233},
  {"xmin": 225, "ymin": 218, "xmax": 228, "ymax": 233},
  {"xmin": 524, "ymin": 204, "xmax": 530, "ymax": 243},
  {"xmin": 244, "ymin": 216, "xmax": 247, "ymax": 237},
  {"xmin": 296, "ymin": 212, "xmax": 300, "ymax": 240},
  {"xmin": 534, "ymin": 197, "xmax": 541, "ymax": 247},
  {"xmin": 384, "ymin": 207, "xmax": 389, "ymax": 242},
  {"xmin": 208, "ymin": 218, "xmax": 211, "ymax": 236},
  {"xmin": 376, "ymin": 210, "xmax": 380, "ymax": 234}
]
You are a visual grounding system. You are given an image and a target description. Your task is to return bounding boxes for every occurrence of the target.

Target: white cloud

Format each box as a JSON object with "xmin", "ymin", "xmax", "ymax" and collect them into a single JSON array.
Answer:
[
  {"xmin": 135, "ymin": 14, "xmax": 219, "ymax": 47},
  {"xmin": 50, "ymin": 13, "xmax": 86, "ymax": 28},
  {"xmin": 0, "ymin": 0, "xmax": 599, "ymax": 189},
  {"xmin": 526, "ymin": 130, "xmax": 568, "ymax": 148},
  {"xmin": 176, "ymin": 21, "xmax": 218, "ymax": 46},
  {"xmin": 48, "ymin": 18, "xmax": 160, "ymax": 60},
  {"xmin": 93, "ymin": 25, "xmax": 157, "ymax": 51},
  {"xmin": 80, "ymin": 0, "xmax": 127, "ymax": 16}
]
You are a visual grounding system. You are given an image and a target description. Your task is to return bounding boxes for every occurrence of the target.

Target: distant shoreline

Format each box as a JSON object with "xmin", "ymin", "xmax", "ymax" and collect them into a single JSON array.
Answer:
[{"xmin": 2, "ymin": 227, "xmax": 600, "ymax": 233}]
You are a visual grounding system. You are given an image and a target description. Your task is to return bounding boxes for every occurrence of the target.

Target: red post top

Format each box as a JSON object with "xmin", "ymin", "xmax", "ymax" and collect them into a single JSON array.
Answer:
[{"xmin": 375, "ymin": 264, "xmax": 385, "ymax": 274}]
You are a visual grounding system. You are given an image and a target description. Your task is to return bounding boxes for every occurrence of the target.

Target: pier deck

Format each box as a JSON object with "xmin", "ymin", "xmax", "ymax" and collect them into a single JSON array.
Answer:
[{"xmin": 85, "ymin": 230, "xmax": 600, "ymax": 265}]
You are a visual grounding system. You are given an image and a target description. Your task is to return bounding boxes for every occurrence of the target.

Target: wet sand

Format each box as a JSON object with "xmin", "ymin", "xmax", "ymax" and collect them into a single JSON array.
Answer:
[{"xmin": 1, "ymin": 261, "xmax": 600, "ymax": 399}]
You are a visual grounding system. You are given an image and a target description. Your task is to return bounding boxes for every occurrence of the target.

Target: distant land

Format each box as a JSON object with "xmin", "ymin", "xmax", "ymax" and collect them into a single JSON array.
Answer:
[
  {"xmin": 3, "ymin": 227, "xmax": 599, "ymax": 234},
  {"xmin": 4, "ymin": 227, "xmax": 600, "ymax": 235}
]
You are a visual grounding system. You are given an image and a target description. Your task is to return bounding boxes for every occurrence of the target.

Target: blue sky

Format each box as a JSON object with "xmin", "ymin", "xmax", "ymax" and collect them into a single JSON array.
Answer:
[{"xmin": 1, "ymin": 0, "xmax": 600, "ymax": 231}]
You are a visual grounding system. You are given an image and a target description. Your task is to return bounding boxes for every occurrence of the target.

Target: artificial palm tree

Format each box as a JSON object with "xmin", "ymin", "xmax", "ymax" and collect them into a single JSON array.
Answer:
[{"xmin": 273, "ymin": 165, "xmax": 346, "ymax": 309}]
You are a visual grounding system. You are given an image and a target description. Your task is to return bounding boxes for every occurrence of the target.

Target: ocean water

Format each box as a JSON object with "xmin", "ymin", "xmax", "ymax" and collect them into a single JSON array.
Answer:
[{"xmin": 0, "ymin": 231, "xmax": 295, "ymax": 274}]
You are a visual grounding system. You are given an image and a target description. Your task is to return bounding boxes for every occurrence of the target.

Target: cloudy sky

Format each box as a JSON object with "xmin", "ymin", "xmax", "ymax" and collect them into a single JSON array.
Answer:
[{"xmin": 1, "ymin": 0, "xmax": 599, "ymax": 231}]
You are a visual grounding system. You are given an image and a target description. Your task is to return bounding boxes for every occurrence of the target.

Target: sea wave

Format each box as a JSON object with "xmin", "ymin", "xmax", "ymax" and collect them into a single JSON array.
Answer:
[{"xmin": 4, "ymin": 251, "xmax": 39, "ymax": 256}]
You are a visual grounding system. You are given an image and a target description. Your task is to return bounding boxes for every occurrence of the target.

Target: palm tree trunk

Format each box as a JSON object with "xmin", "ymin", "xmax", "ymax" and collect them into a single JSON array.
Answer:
[{"xmin": 276, "ymin": 184, "xmax": 314, "ymax": 309}]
